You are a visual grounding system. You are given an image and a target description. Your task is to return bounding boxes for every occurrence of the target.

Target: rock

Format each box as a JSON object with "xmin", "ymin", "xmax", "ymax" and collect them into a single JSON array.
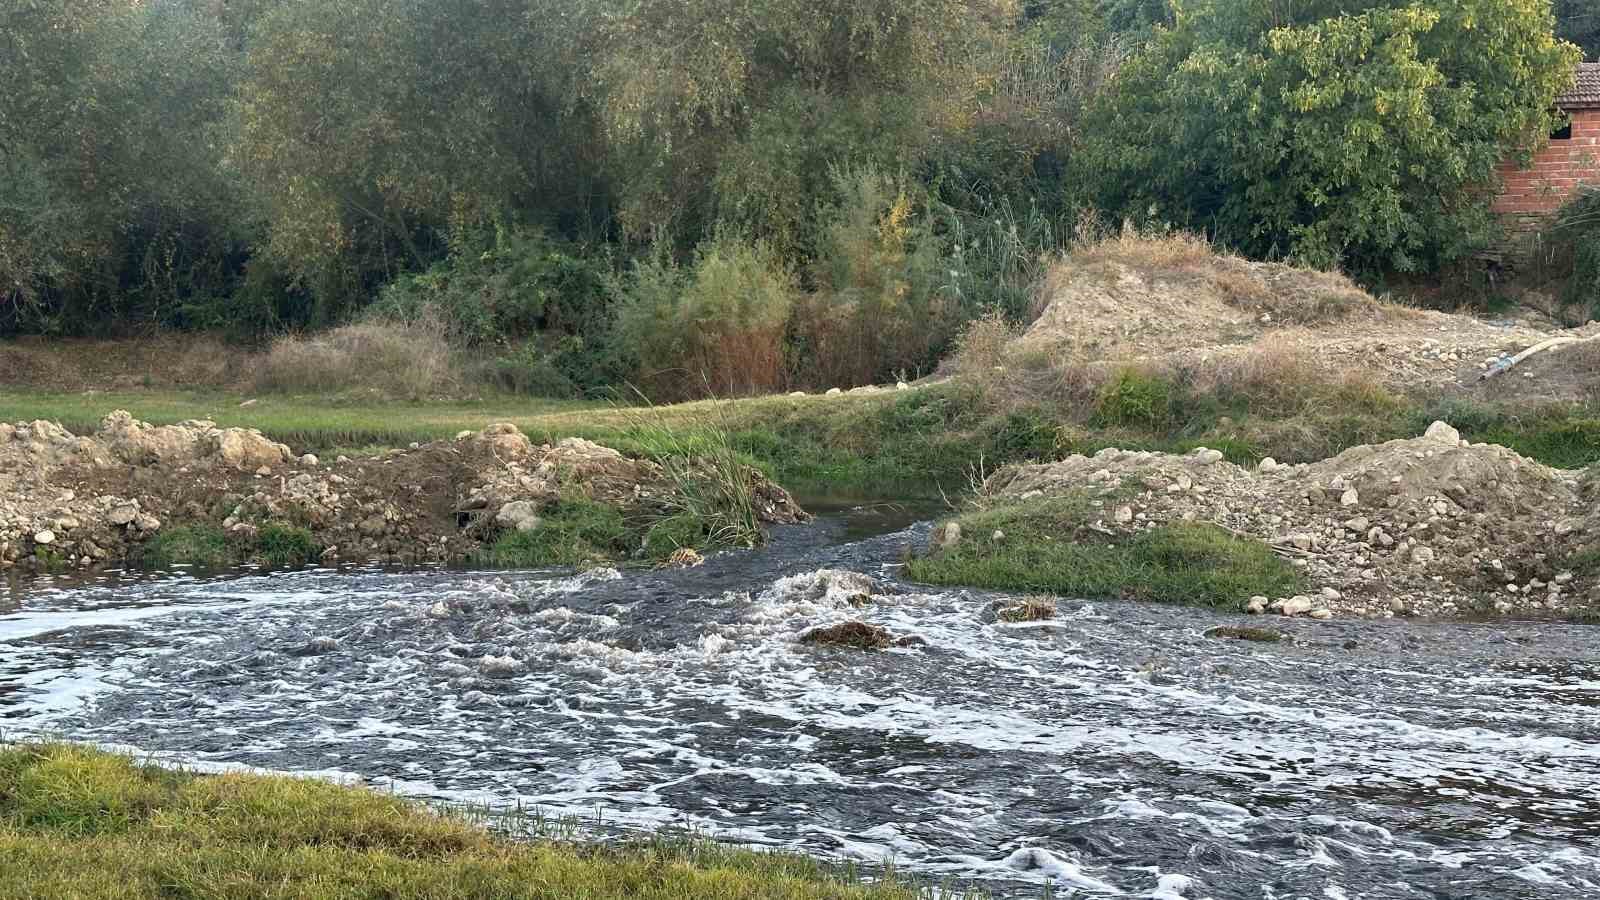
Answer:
[
  {"xmin": 798, "ymin": 621, "xmax": 892, "ymax": 650},
  {"xmin": 1423, "ymin": 421, "xmax": 1461, "ymax": 445},
  {"xmin": 494, "ymin": 500, "xmax": 544, "ymax": 532},
  {"xmin": 1412, "ymin": 546, "xmax": 1436, "ymax": 565},
  {"xmin": 825, "ymin": 388, "xmax": 843, "ymax": 396},
  {"xmin": 358, "ymin": 515, "xmax": 388, "ymax": 537},
  {"xmin": 107, "ymin": 503, "xmax": 141, "ymax": 527},
  {"xmin": 929, "ymin": 521, "xmax": 962, "ymax": 554},
  {"xmin": 473, "ymin": 423, "xmax": 533, "ymax": 459},
  {"xmin": 1340, "ymin": 488, "xmax": 1359, "ymax": 507},
  {"xmin": 991, "ymin": 529, "xmax": 1005, "ymax": 542},
  {"xmin": 33, "ymin": 530, "xmax": 56, "ymax": 546},
  {"xmin": 1343, "ymin": 516, "xmax": 1370, "ymax": 533},
  {"xmin": 300, "ymin": 454, "xmax": 319, "ymax": 466},
  {"xmin": 1258, "ymin": 457, "xmax": 1279, "ymax": 473},
  {"xmin": 1193, "ymin": 448, "xmax": 1224, "ymax": 466},
  {"xmin": 299, "ymin": 636, "xmax": 339, "ymax": 655},
  {"xmin": 1205, "ymin": 625, "xmax": 1281, "ymax": 642},
  {"xmin": 1115, "ymin": 505, "xmax": 1134, "ymax": 525},
  {"xmin": 1308, "ymin": 609, "xmax": 1334, "ymax": 620},
  {"xmin": 896, "ymin": 381, "xmax": 910, "ymax": 391},
  {"xmin": 1246, "ymin": 596, "xmax": 1268, "ymax": 614},
  {"xmin": 134, "ymin": 514, "xmax": 161, "ymax": 532},
  {"xmin": 1279, "ymin": 595, "xmax": 1315, "ymax": 617},
  {"xmin": 1321, "ymin": 587, "xmax": 1342, "ymax": 601},
  {"xmin": 213, "ymin": 428, "xmax": 291, "ymax": 471}
]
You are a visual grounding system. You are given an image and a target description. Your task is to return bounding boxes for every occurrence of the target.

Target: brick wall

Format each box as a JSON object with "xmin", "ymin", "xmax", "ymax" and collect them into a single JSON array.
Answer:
[{"xmin": 1492, "ymin": 108, "xmax": 1600, "ymax": 233}]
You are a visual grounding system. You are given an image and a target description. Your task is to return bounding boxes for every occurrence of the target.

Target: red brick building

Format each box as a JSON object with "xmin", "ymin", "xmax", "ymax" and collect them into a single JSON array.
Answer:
[{"xmin": 1492, "ymin": 63, "xmax": 1600, "ymax": 232}]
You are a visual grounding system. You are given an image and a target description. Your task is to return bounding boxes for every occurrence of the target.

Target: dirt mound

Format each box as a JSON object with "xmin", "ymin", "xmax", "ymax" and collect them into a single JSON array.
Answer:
[
  {"xmin": 1017, "ymin": 238, "xmax": 1600, "ymax": 399},
  {"xmin": 982, "ymin": 423, "xmax": 1592, "ymax": 619},
  {"xmin": 0, "ymin": 414, "xmax": 804, "ymax": 572}
]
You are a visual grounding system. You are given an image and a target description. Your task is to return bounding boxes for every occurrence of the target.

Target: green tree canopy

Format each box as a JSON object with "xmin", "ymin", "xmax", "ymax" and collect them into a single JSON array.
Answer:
[{"xmin": 1084, "ymin": 0, "xmax": 1580, "ymax": 274}]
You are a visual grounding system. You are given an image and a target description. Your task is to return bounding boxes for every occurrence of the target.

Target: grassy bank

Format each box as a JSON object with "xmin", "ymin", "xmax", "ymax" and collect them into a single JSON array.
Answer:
[
  {"xmin": 3, "ymin": 379, "xmax": 1599, "ymax": 503},
  {"xmin": 0, "ymin": 743, "xmax": 940, "ymax": 900},
  {"xmin": 904, "ymin": 498, "xmax": 1302, "ymax": 610}
]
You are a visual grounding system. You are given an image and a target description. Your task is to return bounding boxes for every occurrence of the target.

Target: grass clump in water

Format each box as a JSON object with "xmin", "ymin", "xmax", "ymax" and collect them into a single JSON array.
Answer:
[
  {"xmin": 1204, "ymin": 625, "xmax": 1285, "ymax": 643},
  {"xmin": 141, "ymin": 524, "xmax": 231, "ymax": 568},
  {"xmin": 905, "ymin": 498, "xmax": 1301, "ymax": 610},
  {"xmin": 0, "ymin": 742, "xmax": 930, "ymax": 899}
]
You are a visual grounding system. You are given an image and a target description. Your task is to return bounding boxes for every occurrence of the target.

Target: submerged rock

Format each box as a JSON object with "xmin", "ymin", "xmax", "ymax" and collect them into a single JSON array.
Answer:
[{"xmin": 798, "ymin": 620, "xmax": 893, "ymax": 650}]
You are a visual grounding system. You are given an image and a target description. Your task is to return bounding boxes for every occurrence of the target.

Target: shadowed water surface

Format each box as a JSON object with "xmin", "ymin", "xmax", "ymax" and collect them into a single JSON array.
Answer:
[{"xmin": 3, "ymin": 508, "xmax": 1599, "ymax": 898}]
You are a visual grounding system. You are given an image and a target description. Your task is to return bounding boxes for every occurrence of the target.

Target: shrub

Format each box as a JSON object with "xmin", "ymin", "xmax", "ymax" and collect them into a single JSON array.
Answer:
[
  {"xmin": 614, "ymin": 232, "xmax": 795, "ymax": 400},
  {"xmin": 795, "ymin": 164, "xmax": 956, "ymax": 388},
  {"xmin": 1543, "ymin": 187, "xmax": 1600, "ymax": 322},
  {"xmin": 252, "ymin": 316, "xmax": 458, "ymax": 399}
]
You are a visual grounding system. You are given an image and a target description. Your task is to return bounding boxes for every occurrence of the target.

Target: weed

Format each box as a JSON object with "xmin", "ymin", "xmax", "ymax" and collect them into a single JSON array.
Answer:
[
  {"xmin": 1204, "ymin": 626, "xmax": 1285, "ymax": 643},
  {"xmin": 1094, "ymin": 368, "xmax": 1173, "ymax": 429},
  {"xmin": 996, "ymin": 596, "xmax": 1058, "ymax": 622}
]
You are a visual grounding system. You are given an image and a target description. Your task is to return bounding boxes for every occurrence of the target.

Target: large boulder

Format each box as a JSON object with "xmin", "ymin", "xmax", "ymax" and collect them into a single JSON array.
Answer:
[
  {"xmin": 209, "ymin": 428, "xmax": 292, "ymax": 471},
  {"xmin": 97, "ymin": 410, "xmax": 204, "ymax": 465},
  {"xmin": 472, "ymin": 423, "xmax": 534, "ymax": 460}
]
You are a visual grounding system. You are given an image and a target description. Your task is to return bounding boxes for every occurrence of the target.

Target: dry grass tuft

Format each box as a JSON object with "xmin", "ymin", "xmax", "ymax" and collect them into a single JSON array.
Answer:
[
  {"xmin": 253, "ymin": 315, "xmax": 459, "ymax": 400},
  {"xmin": 997, "ymin": 595, "xmax": 1058, "ymax": 622}
]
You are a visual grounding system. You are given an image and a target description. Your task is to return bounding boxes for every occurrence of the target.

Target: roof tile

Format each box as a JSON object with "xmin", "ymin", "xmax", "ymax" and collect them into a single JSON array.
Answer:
[{"xmin": 1558, "ymin": 63, "xmax": 1600, "ymax": 110}]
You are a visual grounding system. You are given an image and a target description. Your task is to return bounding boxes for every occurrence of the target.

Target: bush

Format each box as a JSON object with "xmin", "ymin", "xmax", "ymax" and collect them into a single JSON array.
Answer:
[
  {"xmin": 794, "ymin": 164, "xmax": 956, "ymax": 388},
  {"xmin": 614, "ymin": 232, "xmax": 795, "ymax": 400},
  {"xmin": 1094, "ymin": 368, "xmax": 1174, "ymax": 429},
  {"xmin": 252, "ymin": 317, "xmax": 458, "ymax": 399}
]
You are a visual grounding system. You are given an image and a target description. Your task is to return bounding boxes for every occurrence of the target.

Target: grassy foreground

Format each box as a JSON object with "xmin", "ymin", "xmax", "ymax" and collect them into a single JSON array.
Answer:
[
  {"xmin": 0, "ymin": 743, "xmax": 940, "ymax": 900},
  {"xmin": 905, "ymin": 499, "xmax": 1302, "ymax": 610}
]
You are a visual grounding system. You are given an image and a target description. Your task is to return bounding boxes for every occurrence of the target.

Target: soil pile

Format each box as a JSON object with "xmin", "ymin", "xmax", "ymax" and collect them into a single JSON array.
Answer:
[
  {"xmin": 1020, "ymin": 248, "xmax": 1600, "ymax": 400},
  {"xmin": 982, "ymin": 422, "xmax": 1593, "ymax": 619},
  {"xmin": 0, "ymin": 412, "xmax": 804, "ymax": 571}
]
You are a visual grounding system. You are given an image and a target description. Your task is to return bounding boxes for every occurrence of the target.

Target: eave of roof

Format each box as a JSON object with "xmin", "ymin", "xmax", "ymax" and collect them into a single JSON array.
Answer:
[{"xmin": 1557, "ymin": 63, "xmax": 1600, "ymax": 110}]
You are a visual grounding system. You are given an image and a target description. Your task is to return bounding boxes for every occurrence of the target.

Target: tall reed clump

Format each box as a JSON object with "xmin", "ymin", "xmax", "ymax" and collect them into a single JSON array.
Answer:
[
  {"xmin": 620, "ymin": 391, "xmax": 765, "ymax": 555},
  {"xmin": 613, "ymin": 233, "xmax": 795, "ymax": 401}
]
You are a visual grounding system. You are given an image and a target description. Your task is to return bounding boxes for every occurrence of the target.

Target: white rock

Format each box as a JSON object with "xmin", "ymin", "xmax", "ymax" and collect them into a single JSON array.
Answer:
[
  {"xmin": 1412, "ymin": 546, "xmax": 1436, "ymax": 565},
  {"xmin": 1279, "ymin": 596, "xmax": 1315, "ymax": 617},
  {"xmin": 495, "ymin": 500, "xmax": 544, "ymax": 532},
  {"xmin": 826, "ymin": 388, "xmax": 843, "ymax": 396},
  {"xmin": 107, "ymin": 503, "xmax": 140, "ymax": 527},
  {"xmin": 1423, "ymin": 421, "xmax": 1461, "ymax": 445},
  {"xmin": 1308, "ymin": 609, "xmax": 1334, "ymax": 620},
  {"xmin": 33, "ymin": 530, "xmax": 56, "ymax": 546},
  {"xmin": 1115, "ymin": 505, "xmax": 1134, "ymax": 524},
  {"xmin": 1340, "ymin": 488, "xmax": 1359, "ymax": 507},
  {"xmin": 1193, "ymin": 448, "xmax": 1224, "ymax": 466},
  {"xmin": 1258, "ymin": 457, "xmax": 1278, "ymax": 473},
  {"xmin": 300, "ymin": 454, "xmax": 320, "ymax": 466}
]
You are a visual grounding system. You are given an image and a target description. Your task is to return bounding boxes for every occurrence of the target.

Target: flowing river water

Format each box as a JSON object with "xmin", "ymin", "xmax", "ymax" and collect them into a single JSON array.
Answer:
[{"xmin": 3, "ymin": 504, "xmax": 1599, "ymax": 898}]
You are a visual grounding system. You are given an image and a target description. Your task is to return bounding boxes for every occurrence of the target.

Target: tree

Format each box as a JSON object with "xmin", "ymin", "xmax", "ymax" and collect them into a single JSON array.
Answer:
[
  {"xmin": 1083, "ymin": 0, "xmax": 1581, "ymax": 275},
  {"xmin": 1556, "ymin": 0, "xmax": 1598, "ymax": 60}
]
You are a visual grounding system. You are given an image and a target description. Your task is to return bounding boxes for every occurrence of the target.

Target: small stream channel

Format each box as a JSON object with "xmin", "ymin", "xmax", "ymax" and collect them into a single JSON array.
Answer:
[{"xmin": 3, "ymin": 504, "xmax": 1599, "ymax": 898}]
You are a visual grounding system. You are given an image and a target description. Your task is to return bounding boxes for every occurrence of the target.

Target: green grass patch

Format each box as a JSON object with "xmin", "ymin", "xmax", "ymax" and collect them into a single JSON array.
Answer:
[
  {"xmin": 905, "ymin": 499, "xmax": 1302, "ymax": 610},
  {"xmin": 140, "ymin": 524, "xmax": 232, "ymax": 568},
  {"xmin": 0, "ymin": 742, "xmax": 933, "ymax": 899},
  {"xmin": 139, "ymin": 522, "xmax": 321, "ymax": 570},
  {"xmin": 489, "ymin": 500, "xmax": 636, "ymax": 567},
  {"xmin": 256, "ymin": 524, "xmax": 321, "ymax": 567}
]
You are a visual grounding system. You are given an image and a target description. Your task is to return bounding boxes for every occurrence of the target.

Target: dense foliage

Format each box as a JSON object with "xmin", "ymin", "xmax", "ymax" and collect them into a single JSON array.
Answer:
[
  {"xmin": 0, "ymin": 0, "xmax": 1585, "ymax": 397},
  {"xmin": 1082, "ymin": 0, "xmax": 1580, "ymax": 275}
]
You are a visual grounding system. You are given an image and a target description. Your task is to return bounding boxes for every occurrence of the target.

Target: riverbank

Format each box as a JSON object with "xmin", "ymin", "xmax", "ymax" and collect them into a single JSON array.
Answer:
[{"xmin": 0, "ymin": 742, "xmax": 929, "ymax": 900}]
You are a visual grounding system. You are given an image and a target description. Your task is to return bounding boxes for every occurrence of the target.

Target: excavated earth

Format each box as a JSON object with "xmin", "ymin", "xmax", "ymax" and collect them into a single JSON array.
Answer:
[
  {"xmin": 0, "ymin": 412, "xmax": 804, "ymax": 572},
  {"xmin": 981, "ymin": 421, "xmax": 1598, "ymax": 620}
]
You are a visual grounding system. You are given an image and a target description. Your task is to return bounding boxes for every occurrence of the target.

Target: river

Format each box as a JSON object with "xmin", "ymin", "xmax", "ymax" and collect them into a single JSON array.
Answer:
[{"xmin": 3, "ymin": 505, "xmax": 1598, "ymax": 898}]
